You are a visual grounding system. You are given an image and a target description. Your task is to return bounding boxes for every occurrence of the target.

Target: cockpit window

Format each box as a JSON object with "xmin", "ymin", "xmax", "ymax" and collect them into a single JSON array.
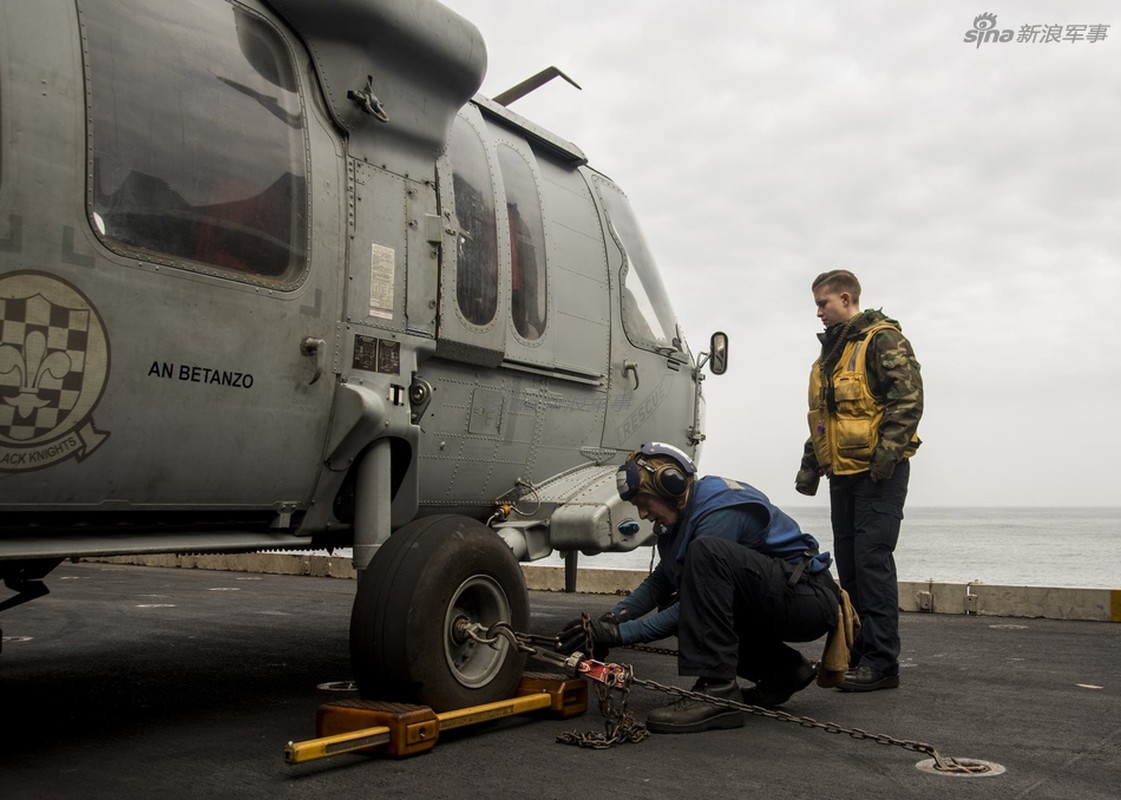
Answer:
[
  {"xmin": 80, "ymin": 0, "xmax": 308, "ymax": 284},
  {"xmin": 497, "ymin": 146, "xmax": 547, "ymax": 341},
  {"xmin": 448, "ymin": 117, "xmax": 499, "ymax": 327},
  {"xmin": 594, "ymin": 178, "xmax": 685, "ymax": 357}
]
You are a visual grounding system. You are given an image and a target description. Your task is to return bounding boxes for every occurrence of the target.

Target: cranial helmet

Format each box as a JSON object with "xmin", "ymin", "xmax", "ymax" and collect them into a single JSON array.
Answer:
[{"xmin": 615, "ymin": 442, "xmax": 697, "ymax": 502}]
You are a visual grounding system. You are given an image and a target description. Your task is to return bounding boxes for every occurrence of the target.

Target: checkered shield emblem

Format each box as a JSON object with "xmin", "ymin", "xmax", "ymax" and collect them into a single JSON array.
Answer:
[{"xmin": 0, "ymin": 293, "xmax": 90, "ymax": 442}]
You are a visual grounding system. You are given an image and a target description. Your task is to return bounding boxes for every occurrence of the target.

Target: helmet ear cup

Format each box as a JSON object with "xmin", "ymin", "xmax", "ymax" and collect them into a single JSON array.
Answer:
[{"xmin": 652, "ymin": 462, "xmax": 688, "ymax": 498}]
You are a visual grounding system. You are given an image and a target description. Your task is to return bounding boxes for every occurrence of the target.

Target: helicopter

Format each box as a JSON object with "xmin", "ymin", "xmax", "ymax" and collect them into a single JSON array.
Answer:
[{"xmin": 0, "ymin": 0, "xmax": 727, "ymax": 710}]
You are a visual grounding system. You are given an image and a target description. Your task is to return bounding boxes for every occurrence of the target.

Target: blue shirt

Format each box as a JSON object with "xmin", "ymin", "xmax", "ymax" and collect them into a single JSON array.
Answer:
[{"xmin": 612, "ymin": 475, "xmax": 831, "ymax": 644}]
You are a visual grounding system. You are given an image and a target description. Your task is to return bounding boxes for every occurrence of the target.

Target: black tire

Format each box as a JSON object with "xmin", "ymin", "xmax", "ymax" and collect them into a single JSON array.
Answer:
[{"xmin": 349, "ymin": 514, "xmax": 529, "ymax": 711}]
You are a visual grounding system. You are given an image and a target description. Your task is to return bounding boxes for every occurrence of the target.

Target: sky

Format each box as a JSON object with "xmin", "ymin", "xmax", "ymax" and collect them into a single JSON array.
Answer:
[{"xmin": 439, "ymin": 1, "xmax": 1120, "ymax": 509}]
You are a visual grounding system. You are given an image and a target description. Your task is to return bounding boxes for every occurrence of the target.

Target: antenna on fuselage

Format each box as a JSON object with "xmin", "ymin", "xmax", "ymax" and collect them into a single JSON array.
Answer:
[{"xmin": 491, "ymin": 66, "xmax": 582, "ymax": 107}]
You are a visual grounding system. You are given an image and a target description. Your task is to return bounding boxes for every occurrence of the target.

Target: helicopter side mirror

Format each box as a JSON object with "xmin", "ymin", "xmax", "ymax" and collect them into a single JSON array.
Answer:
[{"xmin": 708, "ymin": 331, "xmax": 728, "ymax": 375}]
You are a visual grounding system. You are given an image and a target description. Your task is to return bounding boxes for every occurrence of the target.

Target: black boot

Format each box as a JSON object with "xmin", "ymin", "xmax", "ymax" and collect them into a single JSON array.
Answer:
[
  {"xmin": 839, "ymin": 665, "xmax": 899, "ymax": 692},
  {"xmin": 646, "ymin": 678, "xmax": 744, "ymax": 734},
  {"xmin": 741, "ymin": 655, "xmax": 817, "ymax": 708}
]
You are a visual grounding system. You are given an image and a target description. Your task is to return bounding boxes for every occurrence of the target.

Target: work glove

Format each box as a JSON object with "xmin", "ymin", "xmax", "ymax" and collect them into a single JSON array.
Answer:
[
  {"xmin": 795, "ymin": 467, "xmax": 820, "ymax": 496},
  {"xmin": 556, "ymin": 612, "xmax": 622, "ymax": 660},
  {"xmin": 869, "ymin": 451, "xmax": 896, "ymax": 482}
]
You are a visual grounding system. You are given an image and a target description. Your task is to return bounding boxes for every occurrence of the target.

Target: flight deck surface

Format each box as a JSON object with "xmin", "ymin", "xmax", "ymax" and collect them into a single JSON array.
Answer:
[{"xmin": 1, "ymin": 562, "xmax": 1117, "ymax": 799}]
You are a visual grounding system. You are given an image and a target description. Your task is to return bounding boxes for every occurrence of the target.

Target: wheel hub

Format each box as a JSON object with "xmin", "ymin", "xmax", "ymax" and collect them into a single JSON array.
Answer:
[{"xmin": 442, "ymin": 575, "xmax": 512, "ymax": 689}]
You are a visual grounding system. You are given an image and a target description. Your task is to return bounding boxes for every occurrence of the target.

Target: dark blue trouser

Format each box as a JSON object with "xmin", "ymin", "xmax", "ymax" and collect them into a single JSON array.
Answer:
[
  {"xmin": 677, "ymin": 537, "xmax": 839, "ymax": 682},
  {"xmin": 829, "ymin": 459, "xmax": 910, "ymax": 674}
]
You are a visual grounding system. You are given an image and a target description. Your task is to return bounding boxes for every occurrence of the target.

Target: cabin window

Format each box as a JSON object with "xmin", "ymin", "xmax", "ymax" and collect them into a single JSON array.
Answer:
[
  {"xmin": 448, "ymin": 117, "xmax": 498, "ymax": 327},
  {"xmin": 595, "ymin": 180, "xmax": 685, "ymax": 357},
  {"xmin": 497, "ymin": 146, "xmax": 547, "ymax": 341},
  {"xmin": 80, "ymin": 0, "xmax": 308, "ymax": 283}
]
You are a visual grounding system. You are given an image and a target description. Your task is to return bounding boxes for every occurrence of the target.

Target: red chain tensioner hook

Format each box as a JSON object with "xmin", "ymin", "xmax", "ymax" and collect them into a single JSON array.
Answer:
[{"xmin": 576, "ymin": 660, "xmax": 631, "ymax": 688}]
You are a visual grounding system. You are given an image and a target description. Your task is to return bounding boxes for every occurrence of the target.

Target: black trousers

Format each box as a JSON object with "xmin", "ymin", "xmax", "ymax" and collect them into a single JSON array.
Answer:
[
  {"xmin": 677, "ymin": 537, "xmax": 839, "ymax": 682},
  {"xmin": 829, "ymin": 459, "xmax": 910, "ymax": 674}
]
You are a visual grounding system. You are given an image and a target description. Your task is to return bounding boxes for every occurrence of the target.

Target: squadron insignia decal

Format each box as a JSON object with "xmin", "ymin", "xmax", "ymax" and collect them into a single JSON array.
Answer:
[{"xmin": 0, "ymin": 271, "xmax": 110, "ymax": 471}]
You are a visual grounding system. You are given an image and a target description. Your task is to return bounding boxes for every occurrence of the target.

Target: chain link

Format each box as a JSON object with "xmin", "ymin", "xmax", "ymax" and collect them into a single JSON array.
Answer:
[
  {"xmin": 566, "ymin": 642, "xmax": 986, "ymax": 772},
  {"xmin": 556, "ymin": 663, "xmax": 650, "ymax": 749},
  {"xmin": 461, "ymin": 620, "xmax": 988, "ymax": 774},
  {"xmin": 627, "ymin": 676, "xmax": 987, "ymax": 774},
  {"xmin": 624, "ymin": 642, "xmax": 681, "ymax": 657},
  {"xmin": 556, "ymin": 614, "xmax": 648, "ymax": 748}
]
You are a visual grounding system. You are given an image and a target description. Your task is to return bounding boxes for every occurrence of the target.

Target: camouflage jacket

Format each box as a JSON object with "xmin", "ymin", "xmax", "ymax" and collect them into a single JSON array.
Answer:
[{"xmin": 800, "ymin": 308, "xmax": 923, "ymax": 480}]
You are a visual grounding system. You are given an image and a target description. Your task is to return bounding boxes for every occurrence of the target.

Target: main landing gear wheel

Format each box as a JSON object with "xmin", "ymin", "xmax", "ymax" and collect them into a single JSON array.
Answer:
[{"xmin": 349, "ymin": 514, "xmax": 529, "ymax": 711}]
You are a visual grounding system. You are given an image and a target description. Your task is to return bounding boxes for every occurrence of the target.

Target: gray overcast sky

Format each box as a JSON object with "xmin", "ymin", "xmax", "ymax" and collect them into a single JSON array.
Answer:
[{"xmin": 441, "ymin": 1, "xmax": 1120, "ymax": 509}]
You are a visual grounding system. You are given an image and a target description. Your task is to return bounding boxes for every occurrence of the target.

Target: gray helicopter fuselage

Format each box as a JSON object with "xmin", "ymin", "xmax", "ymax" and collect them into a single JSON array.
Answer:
[{"xmin": 0, "ymin": 0, "xmax": 714, "ymax": 573}]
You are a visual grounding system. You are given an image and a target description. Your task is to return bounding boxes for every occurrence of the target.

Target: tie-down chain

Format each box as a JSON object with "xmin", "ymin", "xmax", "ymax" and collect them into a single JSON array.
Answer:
[{"xmin": 458, "ymin": 618, "xmax": 992, "ymax": 775}]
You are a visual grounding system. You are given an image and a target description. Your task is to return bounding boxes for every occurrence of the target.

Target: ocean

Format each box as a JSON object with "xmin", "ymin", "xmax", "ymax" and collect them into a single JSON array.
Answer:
[{"xmin": 533, "ymin": 506, "xmax": 1121, "ymax": 589}]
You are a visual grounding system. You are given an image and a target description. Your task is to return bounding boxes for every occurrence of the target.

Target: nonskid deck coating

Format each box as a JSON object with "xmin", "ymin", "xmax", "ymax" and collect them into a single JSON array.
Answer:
[{"xmin": 0, "ymin": 562, "xmax": 1118, "ymax": 799}]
